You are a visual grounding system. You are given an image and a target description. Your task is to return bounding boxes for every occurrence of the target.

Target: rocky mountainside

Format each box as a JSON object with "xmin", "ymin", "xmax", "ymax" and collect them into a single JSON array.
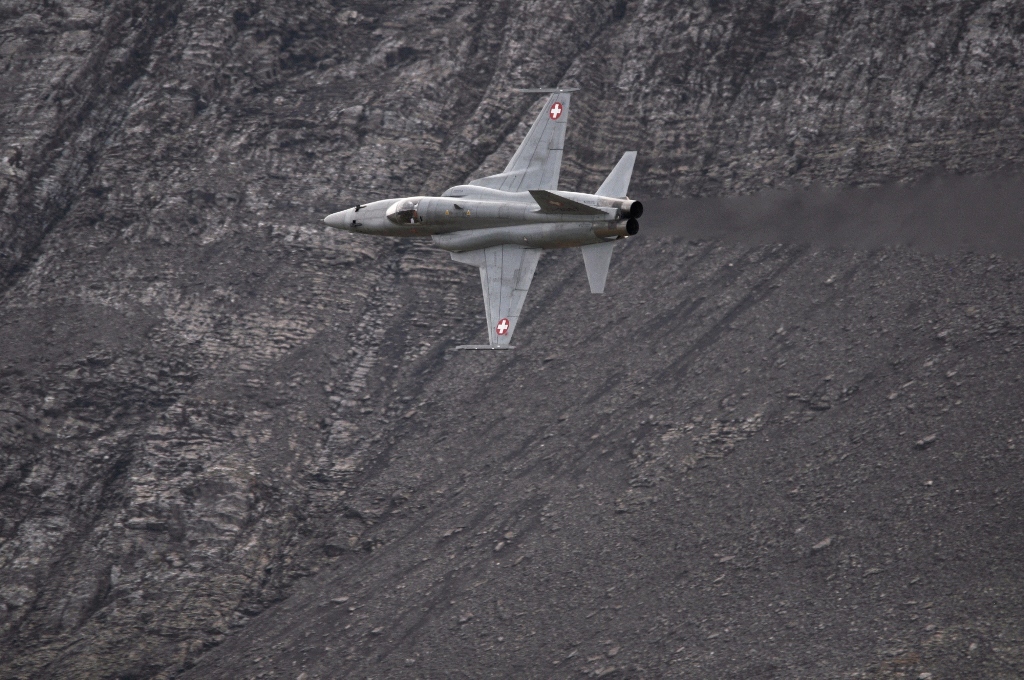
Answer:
[{"xmin": 1, "ymin": 1, "xmax": 1023, "ymax": 678}]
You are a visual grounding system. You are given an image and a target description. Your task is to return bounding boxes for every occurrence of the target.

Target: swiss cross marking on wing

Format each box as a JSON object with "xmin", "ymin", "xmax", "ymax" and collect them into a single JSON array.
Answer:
[
  {"xmin": 496, "ymin": 318, "xmax": 510, "ymax": 335},
  {"xmin": 549, "ymin": 102, "xmax": 563, "ymax": 120}
]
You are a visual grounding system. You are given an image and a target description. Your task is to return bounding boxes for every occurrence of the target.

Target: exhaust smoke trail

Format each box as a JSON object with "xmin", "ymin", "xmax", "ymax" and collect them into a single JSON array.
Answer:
[{"xmin": 642, "ymin": 173, "xmax": 1024, "ymax": 258}]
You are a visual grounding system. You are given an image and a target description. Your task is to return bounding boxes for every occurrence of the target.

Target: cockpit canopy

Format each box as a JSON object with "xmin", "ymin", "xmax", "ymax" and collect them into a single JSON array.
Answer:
[{"xmin": 386, "ymin": 198, "xmax": 423, "ymax": 225}]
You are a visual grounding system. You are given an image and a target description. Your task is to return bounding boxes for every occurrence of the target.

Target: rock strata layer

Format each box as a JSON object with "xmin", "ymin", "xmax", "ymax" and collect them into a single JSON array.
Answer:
[{"xmin": 1, "ymin": 1, "xmax": 1023, "ymax": 678}]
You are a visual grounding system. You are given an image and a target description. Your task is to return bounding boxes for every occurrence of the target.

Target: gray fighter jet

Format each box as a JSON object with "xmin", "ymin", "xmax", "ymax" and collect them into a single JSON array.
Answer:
[{"xmin": 323, "ymin": 88, "xmax": 642, "ymax": 349}]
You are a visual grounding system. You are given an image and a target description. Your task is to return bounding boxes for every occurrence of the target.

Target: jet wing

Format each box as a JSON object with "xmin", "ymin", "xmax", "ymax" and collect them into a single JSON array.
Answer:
[
  {"xmin": 469, "ymin": 90, "xmax": 574, "ymax": 193},
  {"xmin": 451, "ymin": 244, "xmax": 542, "ymax": 348},
  {"xmin": 529, "ymin": 189, "xmax": 606, "ymax": 216}
]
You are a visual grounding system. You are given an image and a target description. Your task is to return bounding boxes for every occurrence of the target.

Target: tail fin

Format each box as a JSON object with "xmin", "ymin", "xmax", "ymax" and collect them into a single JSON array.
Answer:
[
  {"xmin": 582, "ymin": 152, "xmax": 637, "ymax": 292},
  {"xmin": 580, "ymin": 241, "xmax": 616, "ymax": 294},
  {"xmin": 596, "ymin": 151, "xmax": 637, "ymax": 198}
]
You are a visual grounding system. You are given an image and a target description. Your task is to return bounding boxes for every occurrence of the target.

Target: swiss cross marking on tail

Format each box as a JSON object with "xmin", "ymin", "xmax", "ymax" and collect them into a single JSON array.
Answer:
[
  {"xmin": 549, "ymin": 102, "xmax": 563, "ymax": 120},
  {"xmin": 496, "ymin": 318, "xmax": 510, "ymax": 335}
]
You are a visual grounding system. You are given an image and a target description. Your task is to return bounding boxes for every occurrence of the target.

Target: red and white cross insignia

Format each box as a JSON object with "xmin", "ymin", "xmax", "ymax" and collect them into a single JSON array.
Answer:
[
  {"xmin": 496, "ymin": 318, "xmax": 510, "ymax": 335},
  {"xmin": 549, "ymin": 102, "xmax": 563, "ymax": 120}
]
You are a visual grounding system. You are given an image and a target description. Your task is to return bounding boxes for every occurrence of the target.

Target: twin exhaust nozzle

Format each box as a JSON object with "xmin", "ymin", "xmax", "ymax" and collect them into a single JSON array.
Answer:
[
  {"xmin": 593, "ymin": 213, "xmax": 640, "ymax": 238},
  {"xmin": 619, "ymin": 200, "xmax": 642, "ymax": 235},
  {"xmin": 617, "ymin": 200, "xmax": 644, "ymax": 220}
]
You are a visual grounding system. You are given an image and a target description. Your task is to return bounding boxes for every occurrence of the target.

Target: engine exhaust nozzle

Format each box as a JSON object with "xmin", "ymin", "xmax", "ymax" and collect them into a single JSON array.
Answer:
[
  {"xmin": 593, "ymin": 217, "xmax": 640, "ymax": 239},
  {"xmin": 617, "ymin": 200, "xmax": 644, "ymax": 220}
]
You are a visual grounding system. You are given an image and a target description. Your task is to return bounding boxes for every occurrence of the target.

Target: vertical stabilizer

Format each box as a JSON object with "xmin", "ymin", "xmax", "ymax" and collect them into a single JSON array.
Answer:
[
  {"xmin": 580, "ymin": 241, "xmax": 616, "ymax": 294},
  {"xmin": 596, "ymin": 151, "xmax": 637, "ymax": 198}
]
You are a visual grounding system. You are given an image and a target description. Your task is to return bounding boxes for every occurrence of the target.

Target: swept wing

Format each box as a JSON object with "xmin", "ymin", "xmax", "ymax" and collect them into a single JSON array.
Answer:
[
  {"xmin": 451, "ymin": 245, "xmax": 541, "ymax": 348},
  {"xmin": 469, "ymin": 90, "xmax": 575, "ymax": 193}
]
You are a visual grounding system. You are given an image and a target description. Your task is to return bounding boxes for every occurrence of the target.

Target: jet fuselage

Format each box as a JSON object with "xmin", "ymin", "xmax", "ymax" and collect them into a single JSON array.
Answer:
[
  {"xmin": 324, "ymin": 186, "xmax": 641, "ymax": 251},
  {"xmin": 321, "ymin": 87, "xmax": 640, "ymax": 347}
]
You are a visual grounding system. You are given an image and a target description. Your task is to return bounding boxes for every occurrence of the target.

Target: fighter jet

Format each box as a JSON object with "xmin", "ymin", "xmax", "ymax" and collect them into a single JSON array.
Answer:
[{"xmin": 323, "ymin": 88, "xmax": 642, "ymax": 349}]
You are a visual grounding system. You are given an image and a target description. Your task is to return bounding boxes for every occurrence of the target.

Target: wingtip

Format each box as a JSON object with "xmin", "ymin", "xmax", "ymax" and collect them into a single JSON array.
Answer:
[{"xmin": 512, "ymin": 87, "xmax": 581, "ymax": 94}]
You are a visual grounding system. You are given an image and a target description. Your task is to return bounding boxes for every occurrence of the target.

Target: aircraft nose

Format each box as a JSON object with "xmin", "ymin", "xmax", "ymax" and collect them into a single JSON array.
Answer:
[{"xmin": 324, "ymin": 210, "xmax": 349, "ymax": 228}]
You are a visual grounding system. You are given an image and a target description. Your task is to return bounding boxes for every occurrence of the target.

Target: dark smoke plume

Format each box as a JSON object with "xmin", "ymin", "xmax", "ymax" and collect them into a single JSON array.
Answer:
[{"xmin": 642, "ymin": 173, "xmax": 1024, "ymax": 258}]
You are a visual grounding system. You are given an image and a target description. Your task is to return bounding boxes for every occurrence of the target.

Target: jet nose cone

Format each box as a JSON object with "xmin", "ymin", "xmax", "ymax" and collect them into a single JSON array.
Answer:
[{"xmin": 324, "ymin": 210, "xmax": 348, "ymax": 228}]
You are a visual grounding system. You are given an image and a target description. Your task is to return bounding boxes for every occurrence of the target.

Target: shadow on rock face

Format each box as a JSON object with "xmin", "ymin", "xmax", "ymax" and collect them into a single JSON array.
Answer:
[{"xmin": 642, "ymin": 173, "xmax": 1024, "ymax": 258}]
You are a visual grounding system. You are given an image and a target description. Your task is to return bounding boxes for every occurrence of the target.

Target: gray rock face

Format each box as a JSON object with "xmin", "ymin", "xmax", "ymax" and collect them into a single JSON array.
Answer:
[{"xmin": 1, "ymin": 1, "xmax": 1022, "ymax": 678}]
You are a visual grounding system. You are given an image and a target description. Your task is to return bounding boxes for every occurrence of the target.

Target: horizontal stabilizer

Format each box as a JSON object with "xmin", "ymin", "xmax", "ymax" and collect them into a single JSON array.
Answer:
[
  {"xmin": 580, "ymin": 241, "xmax": 616, "ymax": 294},
  {"xmin": 529, "ymin": 189, "xmax": 606, "ymax": 216},
  {"xmin": 596, "ymin": 151, "xmax": 637, "ymax": 198}
]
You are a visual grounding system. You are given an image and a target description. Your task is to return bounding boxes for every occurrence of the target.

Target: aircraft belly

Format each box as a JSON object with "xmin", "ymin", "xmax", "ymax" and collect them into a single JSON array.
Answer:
[{"xmin": 431, "ymin": 222, "xmax": 611, "ymax": 251}]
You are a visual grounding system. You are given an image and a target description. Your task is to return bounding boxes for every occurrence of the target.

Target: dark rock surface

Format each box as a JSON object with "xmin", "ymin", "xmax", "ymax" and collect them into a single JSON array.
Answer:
[
  {"xmin": 1, "ymin": 1, "xmax": 1023, "ymax": 678},
  {"xmin": 183, "ymin": 242, "xmax": 1024, "ymax": 680}
]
